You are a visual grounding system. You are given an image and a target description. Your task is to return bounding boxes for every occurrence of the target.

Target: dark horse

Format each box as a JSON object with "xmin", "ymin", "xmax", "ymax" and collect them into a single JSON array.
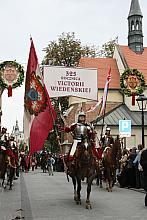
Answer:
[
  {"xmin": 0, "ymin": 147, "xmax": 16, "ymax": 190},
  {"xmin": 102, "ymin": 147, "xmax": 115, "ymax": 192},
  {"xmin": 66, "ymin": 141, "xmax": 100, "ymax": 209},
  {"xmin": 102, "ymin": 137, "xmax": 122, "ymax": 192},
  {"xmin": 0, "ymin": 149, "xmax": 7, "ymax": 188}
]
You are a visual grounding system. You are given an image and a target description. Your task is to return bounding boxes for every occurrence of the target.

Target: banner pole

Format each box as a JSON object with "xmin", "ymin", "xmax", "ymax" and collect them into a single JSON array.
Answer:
[{"xmin": 49, "ymin": 105, "xmax": 69, "ymax": 181}]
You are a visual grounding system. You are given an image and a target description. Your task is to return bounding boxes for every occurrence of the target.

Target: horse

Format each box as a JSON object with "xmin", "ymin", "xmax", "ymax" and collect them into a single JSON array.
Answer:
[
  {"xmin": 102, "ymin": 138, "xmax": 122, "ymax": 192},
  {"xmin": 102, "ymin": 147, "xmax": 115, "ymax": 192},
  {"xmin": 66, "ymin": 141, "xmax": 100, "ymax": 209},
  {"xmin": 0, "ymin": 145, "xmax": 17, "ymax": 190},
  {"xmin": 0, "ymin": 149, "xmax": 7, "ymax": 188}
]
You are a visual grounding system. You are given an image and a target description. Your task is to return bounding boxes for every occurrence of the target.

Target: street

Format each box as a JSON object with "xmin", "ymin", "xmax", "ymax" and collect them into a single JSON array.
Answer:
[{"xmin": 0, "ymin": 169, "xmax": 147, "ymax": 220}]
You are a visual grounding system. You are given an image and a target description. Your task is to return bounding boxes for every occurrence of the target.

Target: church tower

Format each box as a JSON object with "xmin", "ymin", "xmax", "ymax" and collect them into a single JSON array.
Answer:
[{"xmin": 128, "ymin": 0, "xmax": 143, "ymax": 53}]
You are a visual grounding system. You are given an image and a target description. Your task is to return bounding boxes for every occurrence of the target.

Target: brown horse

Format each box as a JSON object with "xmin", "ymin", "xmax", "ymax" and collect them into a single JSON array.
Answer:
[
  {"xmin": 102, "ymin": 139, "xmax": 122, "ymax": 192},
  {"xmin": 0, "ymin": 150, "xmax": 7, "ymax": 188},
  {"xmin": 102, "ymin": 147, "xmax": 116, "ymax": 192},
  {"xmin": 0, "ymin": 149, "xmax": 16, "ymax": 190},
  {"xmin": 66, "ymin": 142, "xmax": 100, "ymax": 209}
]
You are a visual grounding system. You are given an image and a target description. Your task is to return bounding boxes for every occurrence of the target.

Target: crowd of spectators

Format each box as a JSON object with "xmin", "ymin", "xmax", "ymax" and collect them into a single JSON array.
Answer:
[{"xmin": 117, "ymin": 144, "xmax": 145, "ymax": 189}]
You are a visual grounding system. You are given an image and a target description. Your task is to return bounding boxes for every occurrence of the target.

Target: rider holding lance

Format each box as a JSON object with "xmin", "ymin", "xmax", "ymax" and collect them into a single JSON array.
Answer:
[
  {"xmin": 64, "ymin": 111, "xmax": 98, "ymax": 161},
  {"xmin": 101, "ymin": 127, "xmax": 114, "ymax": 149}
]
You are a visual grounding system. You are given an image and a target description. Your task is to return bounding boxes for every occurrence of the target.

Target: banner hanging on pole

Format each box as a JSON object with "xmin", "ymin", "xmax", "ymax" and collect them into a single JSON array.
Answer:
[{"xmin": 43, "ymin": 66, "xmax": 98, "ymax": 101}]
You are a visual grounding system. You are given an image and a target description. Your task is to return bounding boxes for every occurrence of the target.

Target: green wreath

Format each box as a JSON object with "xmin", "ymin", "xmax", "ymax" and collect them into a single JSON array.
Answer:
[
  {"xmin": 120, "ymin": 68, "xmax": 145, "ymax": 97},
  {"xmin": 0, "ymin": 60, "xmax": 24, "ymax": 89}
]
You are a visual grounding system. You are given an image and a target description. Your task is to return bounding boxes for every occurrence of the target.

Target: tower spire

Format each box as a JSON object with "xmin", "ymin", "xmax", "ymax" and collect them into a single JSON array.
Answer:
[
  {"xmin": 128, "ymin": 0, "xmax": 142, "ymax": 17},
  {"xmin": 128, "ymin": 0, "xmax": 143, "ymax": 53}
]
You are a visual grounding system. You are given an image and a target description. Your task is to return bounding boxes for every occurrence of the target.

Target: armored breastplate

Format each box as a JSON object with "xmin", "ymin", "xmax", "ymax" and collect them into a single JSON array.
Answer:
[
  {"xmin": 73, "ymin": 123, "xmax": 88, "ymax": 140},
  {"xmin": 103, "ymin": 135, "xmax": 113, "ymax": 147},
  {"xmin": 104, "ymin": 137, "xmax": 110, "ymax": 146}
]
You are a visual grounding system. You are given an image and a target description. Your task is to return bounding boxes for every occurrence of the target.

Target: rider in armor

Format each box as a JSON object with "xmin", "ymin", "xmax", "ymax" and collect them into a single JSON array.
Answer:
[
  {"xmin": 64, "ymin": 111, "xmax": 96, "ymax": 158},
  {"xmin": 101, "ymin": 127, "xmax": 114, "ymax": 148}
]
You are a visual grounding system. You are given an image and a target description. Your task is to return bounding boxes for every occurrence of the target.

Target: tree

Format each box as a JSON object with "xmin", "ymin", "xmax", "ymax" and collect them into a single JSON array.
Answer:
[
  {"xmin": 44, "ymin": 132, "xmax": 59, "ymax": 154},
  {"xmin": 98, "ymin": 37, "xmax": 118, "ymax": 58},
  {"xmin": 42, "ymin": 32, "xmax": 98, "ymax": 66}
]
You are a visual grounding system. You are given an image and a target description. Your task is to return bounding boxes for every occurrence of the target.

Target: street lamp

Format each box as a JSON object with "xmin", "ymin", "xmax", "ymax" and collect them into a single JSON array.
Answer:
[
  {"xmin": 136, "ymin": 94, "xmax": 147, "ymax": 147},
  {"xmin": 0, "ymin": 108, "xmax": 2, "ymax": 135}
]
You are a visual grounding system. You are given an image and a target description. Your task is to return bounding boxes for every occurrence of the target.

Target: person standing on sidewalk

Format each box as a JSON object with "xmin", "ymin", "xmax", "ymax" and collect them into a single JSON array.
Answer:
[
  {"xmin": 47, "ymin": 154, "xmax": 55, "ymax": 176},
  {"xmin": 133, "ymin": 144, "xmax": 144, "ymax": 189},
  {"xmin": 140, "ymin": 148, "xmax": 147, "ymax": 206}
]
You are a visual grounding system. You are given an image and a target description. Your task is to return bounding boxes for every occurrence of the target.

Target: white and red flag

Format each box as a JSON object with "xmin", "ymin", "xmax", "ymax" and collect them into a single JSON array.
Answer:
[
  {"xmin": 86, "ymin": 99, "xmax": 102, "ymax": 113},
  {"xmin": 24, "ymin": 38, "xmax": 56, "ymax": 155},
  {"xmin": 99, "ymin": 67, "xmax": 111, "ymax": 116}
]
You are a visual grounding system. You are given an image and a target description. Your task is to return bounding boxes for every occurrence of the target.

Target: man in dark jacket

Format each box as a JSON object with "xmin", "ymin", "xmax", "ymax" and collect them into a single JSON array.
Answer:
[{"xmin": 140, "ymin": 148, "xmax": 147, "ymax": 206}]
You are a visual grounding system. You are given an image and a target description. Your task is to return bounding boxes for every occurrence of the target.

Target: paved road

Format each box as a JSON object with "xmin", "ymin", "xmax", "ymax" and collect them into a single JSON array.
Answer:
[{"xmin": 0, "ymin": 169, "xmax": 147, "ymax": 220}]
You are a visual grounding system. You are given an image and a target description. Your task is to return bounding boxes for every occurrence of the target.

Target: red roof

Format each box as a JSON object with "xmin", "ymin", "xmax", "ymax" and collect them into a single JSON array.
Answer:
[
  {"xmin": 119, "ymin": 45, "xmax": 147, "ymax": 83},
  {"xmin": 79, "ymin": 57, "xmax": 120, "ymax": 89}
]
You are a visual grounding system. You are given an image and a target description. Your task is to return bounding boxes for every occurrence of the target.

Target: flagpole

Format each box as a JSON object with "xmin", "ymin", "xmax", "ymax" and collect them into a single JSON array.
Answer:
[
  {"xmin": 49, "ymin": 105, "xmax": 69, "ymax": 180},
  {"xmin": 100, "ymin": 97, "xmax": 107, "ymax": 140},
  {"xmin": 100, "ymin": 67, "xmax": 111, "ymax": 140}
]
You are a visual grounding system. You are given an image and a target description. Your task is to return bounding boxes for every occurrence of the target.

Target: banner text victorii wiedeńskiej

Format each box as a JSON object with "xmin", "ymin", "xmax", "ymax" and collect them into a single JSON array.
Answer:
[{"xmin": 44, "ymin": 66, "xmax": 98, "ymax": 101}]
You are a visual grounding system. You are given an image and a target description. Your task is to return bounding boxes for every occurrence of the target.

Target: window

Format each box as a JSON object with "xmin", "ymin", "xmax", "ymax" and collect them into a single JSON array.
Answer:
[
  {"xmin": 135, "ymin": 45, "xmax": 141, "ymax": 52},
  {"xmin": 136, "ymin": 20, "xmax": 139, "ymax": 30},
  {"xmin": 131, "ymin": 21, "xmax": 135, "ymax": 31}
]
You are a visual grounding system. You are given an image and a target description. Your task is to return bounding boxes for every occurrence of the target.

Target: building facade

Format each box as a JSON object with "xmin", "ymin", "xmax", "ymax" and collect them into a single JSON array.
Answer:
[{"xmin": 64, "ymin": 0, "xmax": 147, "ymax": 149}]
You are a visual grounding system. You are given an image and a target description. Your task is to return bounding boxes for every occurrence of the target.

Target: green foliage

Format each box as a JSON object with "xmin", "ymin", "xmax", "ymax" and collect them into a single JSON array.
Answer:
[
  {"xmin": 42, "ymin": 32, "xmax": 98, "ymax": 66},
  {"xmin": 44, "ymin": 131, "xmax": 60, "ymax": 153},
  {"xmin": 98, "ymin": 37, "xmax": 118, "ymax": 58}
]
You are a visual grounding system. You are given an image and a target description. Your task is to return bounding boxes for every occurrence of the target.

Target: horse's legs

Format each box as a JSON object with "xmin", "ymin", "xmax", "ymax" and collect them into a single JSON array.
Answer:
[
  {"xmin": 105, "ymin": 179, "xmax": 109, "ymax": 191},
  {"xmin": 86, "ymin": 173, "xmax": 96, "ymax": 209},
  {"xmin": 98, "ymin": 171, "xmax": 103, "ymax": 188},
  {"xmin": 72, "ymin": 177, "xmax": 77, "ymax": 201},
  {"xmin": 76, "ymin": 178, "xmax": 81, "ymax": 204},
  {"xmin": 1, "ymin": 168, "xmax": 7, "ymax": 189},
  {"xmin": 9, "ymin": 167, "xmax": 15, "ymax": 190},
  {"xmin": 2, "ymin": 176, "xmax": 5, "ymax": 188},
  {"xmin": 109, "ymin": 179, "xmax": 113, "ymax": 192},
  {"xmin": 105, "ymin": 168, "xmax": 113, "ymax": 192},
  {"xmin": 112, "ymin": 168, "xmax": 116, "ymax": 187},
  {"xmin": 99, "ymin": 177, "xmax": 103, "ymax": 188}
]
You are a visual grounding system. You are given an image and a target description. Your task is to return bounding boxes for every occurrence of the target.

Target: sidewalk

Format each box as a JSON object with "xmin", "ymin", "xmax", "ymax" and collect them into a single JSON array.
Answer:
[
  {"xmin": 128, "ymin": 187, "xmax": 145, "ymax": 193},
  {"xmin": 115, "ymin": 182, "xmax": 145, "ymax": 194},
  {"xmin": 0, "ymin": 178, "xmax": 22, "ymax": 220}
]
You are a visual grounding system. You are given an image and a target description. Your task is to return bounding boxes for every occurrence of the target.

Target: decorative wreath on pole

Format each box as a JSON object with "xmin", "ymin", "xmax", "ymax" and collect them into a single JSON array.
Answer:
[
  {"xmin": 0, "ymin": 61, "xmax": 24, "ymax": 97},
  {"xmin": 120, "ymin": 68, "xmax": 145, "ymax": 105}
]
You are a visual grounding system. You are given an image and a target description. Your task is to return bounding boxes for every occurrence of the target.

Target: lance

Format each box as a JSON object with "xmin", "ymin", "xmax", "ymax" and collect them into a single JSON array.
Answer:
[{"xmin": 49, "ymin": 102, "xmax": 69, "ymax": 182}]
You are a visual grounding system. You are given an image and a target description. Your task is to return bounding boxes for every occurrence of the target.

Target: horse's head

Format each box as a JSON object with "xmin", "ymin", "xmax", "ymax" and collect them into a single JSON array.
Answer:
[
  {"xmin": 103, "ymin": 147, "xmax": 112, "ymax": 158},
  {"xmin": 75, "ymin": 141, "xmax": 92, "ymax": 166}
]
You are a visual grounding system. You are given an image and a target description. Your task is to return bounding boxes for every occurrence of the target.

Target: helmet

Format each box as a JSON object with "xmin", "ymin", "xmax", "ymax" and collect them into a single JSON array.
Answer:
[
  {"xmin": 78, "ymin": 111, "xmax": 86, "ymax": 118},
  {"xmin": 106, "ymin": 127, "xmax": 111, "ymax": 131}
]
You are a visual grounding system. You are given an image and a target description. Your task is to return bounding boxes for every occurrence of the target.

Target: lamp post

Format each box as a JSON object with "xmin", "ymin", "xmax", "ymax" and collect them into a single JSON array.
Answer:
[
  {"xmin": 136, "ymin": 94, "xmax": 147, "ymax": 147},
  {"xmin": 0, "ymin": 108, "xmax": 2, "ymax": 141}
]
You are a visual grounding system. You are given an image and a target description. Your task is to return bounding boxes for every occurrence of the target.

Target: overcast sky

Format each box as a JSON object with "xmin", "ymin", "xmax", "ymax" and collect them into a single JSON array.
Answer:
[{"xmin": 1, "ymin": 0, "xmax": 147, "ymax": 133}]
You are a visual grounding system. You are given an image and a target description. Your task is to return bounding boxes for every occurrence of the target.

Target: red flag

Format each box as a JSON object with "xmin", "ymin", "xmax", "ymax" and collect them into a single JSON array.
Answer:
[
  {"xmin": 24, "ymin": 38, "xmax": 56, "ymax": 155},
  {"xmin": 99, "ymin": 67, "xmax": 111, "ymax": 115},
  {"xmin": 24, "ymin": 38, "xmax": 47, "ymax": 116},
  {"xmin": 29, "ymin": 87, "xmax": 56, "ymax": 155}
]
